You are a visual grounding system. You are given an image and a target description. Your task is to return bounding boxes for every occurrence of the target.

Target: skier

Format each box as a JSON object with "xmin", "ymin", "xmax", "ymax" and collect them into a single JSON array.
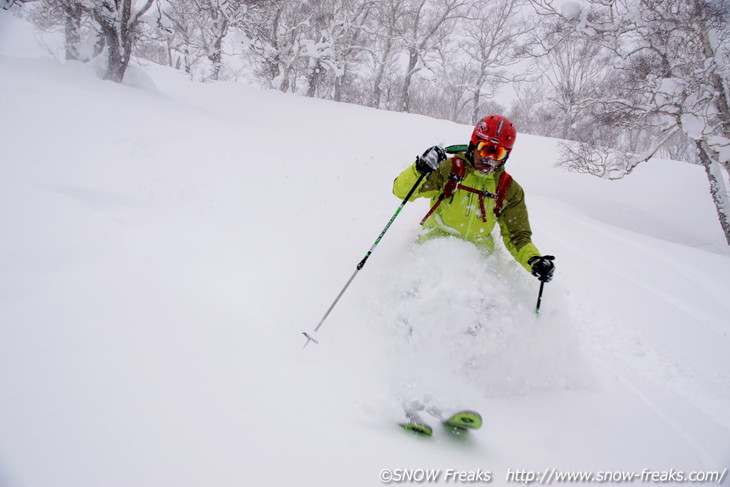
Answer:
[{"xmin": 393, "ymin": 114, "xmax": 555, "ymax": 283}]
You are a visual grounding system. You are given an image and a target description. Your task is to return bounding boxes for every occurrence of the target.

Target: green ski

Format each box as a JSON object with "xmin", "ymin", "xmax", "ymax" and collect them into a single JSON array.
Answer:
[
  {"xmin": 399, "ymin": 408, "xmax": 433, "ymax": 436},
  {"xmin": 443, "ymin": 410, "xmax": 483, "ymax": 430}
]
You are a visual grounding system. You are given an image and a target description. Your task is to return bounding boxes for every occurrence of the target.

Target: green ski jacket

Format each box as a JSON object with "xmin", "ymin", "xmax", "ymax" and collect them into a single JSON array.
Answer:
[{"xmin": 393, "ymin": 152, "xmax": 541, "ymax": 272}]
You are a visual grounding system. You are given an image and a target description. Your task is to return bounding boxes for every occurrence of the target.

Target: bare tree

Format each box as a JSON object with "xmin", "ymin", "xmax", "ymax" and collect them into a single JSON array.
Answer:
[
  {"xmin": 155, "ymin": 0, "xmax": 201, "ymax": 72},
  {"xmin": 509, "ymin": 77, "xmax": 554, "ymax": 135},
  {"xmin": 328, "ymin": 0, "xmax": 374, "ymax": 102},
  {"xmin": 427, "ymin": 54, "xmax": 474, "ymax": 123},
  {"xmin": 366, "ymin": 0, "xmax": 405, "ymax": 108},
  {"xmin": 460, "ymin": 0, "xmax": 532, "ymax": 124},
  {"xmin": 397, "ymin": 0, "xmax": 465, "ymax": 112},
  {"xmin": 534, "ymin": 34, "xmax": 608, "ymax": 140}
]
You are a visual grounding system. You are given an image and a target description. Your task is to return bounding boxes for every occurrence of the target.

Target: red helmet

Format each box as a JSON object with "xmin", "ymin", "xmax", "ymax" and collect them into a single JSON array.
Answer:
[{"xmin": 470, "ymin": 115, "xmax": 517, "ymax": 150}]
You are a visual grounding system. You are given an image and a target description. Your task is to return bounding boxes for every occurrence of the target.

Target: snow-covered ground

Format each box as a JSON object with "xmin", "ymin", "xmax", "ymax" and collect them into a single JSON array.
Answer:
[{"xmin": 1, "ymin": 13, "xmax": 729, "ymax": 487}]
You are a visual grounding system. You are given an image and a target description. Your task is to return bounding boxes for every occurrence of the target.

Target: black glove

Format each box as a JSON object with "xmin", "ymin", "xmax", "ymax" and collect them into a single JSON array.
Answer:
[
  {"xmin": 528, "ymin": 255, "xmax": 556, "ymax": 282},
  {"xmin": 415, "ymin": 145, "xmax": 447, "ymax": 174}
]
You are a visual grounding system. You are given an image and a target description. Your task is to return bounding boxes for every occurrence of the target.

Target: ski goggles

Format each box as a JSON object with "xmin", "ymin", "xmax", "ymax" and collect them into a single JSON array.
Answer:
[{"xmin": 476, "ymin": 141, "xmax": 509, "ymax": 161}]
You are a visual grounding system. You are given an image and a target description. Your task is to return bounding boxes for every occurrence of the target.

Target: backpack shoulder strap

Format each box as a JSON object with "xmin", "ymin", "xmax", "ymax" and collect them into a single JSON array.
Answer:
[
  {"xmin": 494, "ymin": 171, "xmax": 513, "ymax": 216},
  {"xmin": 419, "ymin": 157, "xmax": 466, "ymax": 225},
  {"xmin": 442, "ymin": 157, "xmax": 466, "ymax": 199}
]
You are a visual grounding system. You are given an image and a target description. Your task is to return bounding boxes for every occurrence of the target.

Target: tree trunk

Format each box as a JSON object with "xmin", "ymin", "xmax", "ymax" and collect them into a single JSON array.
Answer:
[
  {"xmin": 697, "ymin": 140, "xmax": 730, "ymax": 245},
  {"xmin": 98, "ymin": 19, "xmax": 125, "ymax": 82},
  {"xmin": 307, "ymin": 61, "xmax": 323, "ymax": 97},
  {"xmin": 471, "ymin": 88, "xmax": 481, "ymax": 124},
  {"xmin": 63, "ymin": 4, "xmax": 83, "ymax": 61},
  {"xmin": 94, "ymin": 0, "xmax": 153, "ymax": 83},
  {"xmin": 400, "ymin": 48, "xmax": 418, "ymax": 112},
  {"xmin": 334, "ymin": 62, "xmax": 347, "ymax": 102},
  {"xmin": 209, "ymin": 32, "xmax": 225, "ymax": 80},
  {"xmin": 166, "ymin": 37, "xmax": 174, "ymax": 67},
  {"xmin": 370, "ymin": 36, "xmax": 392, "ymax": 108},
  {"xmin": 370, "ymin": 2, "xmax": 398, "ymax": 108},
  {"xmin": 209, "ymin": 17, "xmax": 229, "ymax": 81}
]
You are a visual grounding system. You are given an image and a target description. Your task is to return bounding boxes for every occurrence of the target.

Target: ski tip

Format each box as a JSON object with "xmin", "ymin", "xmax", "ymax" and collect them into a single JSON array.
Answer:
[
  {"xmin": 443, "ymin": 410, "xmax": 483, "ymax": 430},
  {"xmin": 399, "ymin": 422, "xmax": 433, "ymax": 436}
]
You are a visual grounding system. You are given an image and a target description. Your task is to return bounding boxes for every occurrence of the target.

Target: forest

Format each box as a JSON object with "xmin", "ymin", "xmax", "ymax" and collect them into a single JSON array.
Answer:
[{"xmin": 3, "ymin": 0, "xmax": 730, "ymax": 243}]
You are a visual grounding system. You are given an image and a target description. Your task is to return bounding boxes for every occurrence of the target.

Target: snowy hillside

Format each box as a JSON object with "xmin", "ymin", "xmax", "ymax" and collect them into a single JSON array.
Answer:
[{"xmin": 1, "ymin": 13, "xmax": 729, "ymax": 487}]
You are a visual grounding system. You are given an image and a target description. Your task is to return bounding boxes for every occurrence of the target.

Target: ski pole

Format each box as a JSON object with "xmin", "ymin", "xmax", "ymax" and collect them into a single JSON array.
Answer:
[
  {"xmin": 303, "ymin": 172, "xmax": 427, "ymax": 348},
  {"xmin": 535, "ymin": 280, "xmax": 546, "ymax": 314}
]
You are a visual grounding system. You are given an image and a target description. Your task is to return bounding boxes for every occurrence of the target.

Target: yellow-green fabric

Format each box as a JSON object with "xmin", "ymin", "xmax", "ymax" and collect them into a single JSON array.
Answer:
[{"xmin": 393, "ymin": 153, "xmax": 541, "ymax": 272}]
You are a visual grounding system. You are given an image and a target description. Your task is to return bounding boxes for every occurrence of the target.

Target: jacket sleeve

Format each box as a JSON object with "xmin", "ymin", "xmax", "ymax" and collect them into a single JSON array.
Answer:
[
  {"xmin": 392, "ymin": 160, "xmax": 449, "ymax": 201},
  {"xmin": 497, "ymin": 180, "xmax": 541, "ymax": 272}
]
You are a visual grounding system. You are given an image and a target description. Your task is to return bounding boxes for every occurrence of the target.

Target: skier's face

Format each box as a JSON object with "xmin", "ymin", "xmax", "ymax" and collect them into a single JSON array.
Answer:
[
  {"xmin": 473, "ymin": 141, "xmax": 509, "ymax": 175},
  {"xmin": 473, "ymin": 149, "xmax": 501, "ymax": 175}
]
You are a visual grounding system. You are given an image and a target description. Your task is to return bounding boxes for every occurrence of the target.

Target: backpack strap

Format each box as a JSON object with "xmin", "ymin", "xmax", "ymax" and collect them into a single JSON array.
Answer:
[
  {"xmin": 493, "ymin": 172, "xmax": 513, "ymax": 216},
  {"xmin": 420, "ymin": 163, "xmax": 513, "ymax": 225},
  {"xmin": 419, "ymin": 157, "xmax": 465, "ymax": 225}
]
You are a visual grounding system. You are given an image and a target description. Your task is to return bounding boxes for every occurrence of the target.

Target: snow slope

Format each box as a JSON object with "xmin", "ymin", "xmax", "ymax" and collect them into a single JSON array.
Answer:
[{"xmin": 1, "ymin": 13, "xmax": 729, "ymax": 487}]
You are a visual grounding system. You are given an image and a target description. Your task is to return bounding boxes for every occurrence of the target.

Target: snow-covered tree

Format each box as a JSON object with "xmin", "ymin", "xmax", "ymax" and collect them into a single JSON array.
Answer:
[
  {"xmin": 24, "ymin": 0, "xmax": 106, "ymax": 62},
  {"xmin": 248, "ymin": 0, "xmax": 311, "ymax": 92},
  {"xmin": 1, "ymin": 0, "xmax": 34, "ymax": 9},
  {"xmin": 58, "ymin": 1, "xmax": 86, "ymax": 60},
  {"xmin": 247, "ymin": 0, "xmax": 373, "ymax": 99},
  {"xmin": 157, "ymin": 0, "xmax": 253, "ymax": 81},
  {"xmin": 298, "ymin": 0, "xmax": 345, "ymax": 98},
  {"xmin": 88, "ymin": 0, "xmax": 155, "ymax": 82},
  {"xmin": 153, "ymin": 0, "xmax": 201, "ymax": 71},
  {"xmin": 528, "ymin": 0, "xmax": 730, "ymax": 244},
  {"xmin": 326, "ymin": 0, "xmax": 374, "ymax": 102},
  {"xmin": 22, "ymin": 0, "xmax": 154, "ymax": 81},
  {"xmin": 27, "ymin": 0, "xmax": 93, "ymax": 61}
]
